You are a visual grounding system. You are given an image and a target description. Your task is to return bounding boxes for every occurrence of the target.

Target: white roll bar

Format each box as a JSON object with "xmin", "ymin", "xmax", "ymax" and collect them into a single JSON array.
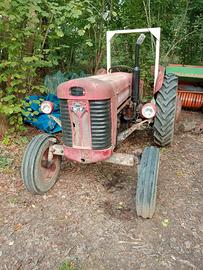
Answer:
[{"xmin": 106, "ymin": 27, "xmax": 161, "ymax": 87}]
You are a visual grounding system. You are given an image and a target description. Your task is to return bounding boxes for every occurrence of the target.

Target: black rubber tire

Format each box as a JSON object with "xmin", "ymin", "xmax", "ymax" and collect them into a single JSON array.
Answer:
[
  {"xmin": 153, "ymin": 73, "xmax": 178, "ymax": 147},
  {"xmin": 21, "ymin": 134, "xmax": 61, "ymax": 194},
  {"xmin": 136, "ymin": 146, "xmax": 160, "ymax": 218}
]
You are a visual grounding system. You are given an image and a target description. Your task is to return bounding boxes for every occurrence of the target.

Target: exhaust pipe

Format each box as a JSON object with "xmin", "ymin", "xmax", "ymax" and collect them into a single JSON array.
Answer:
[{"xmin": 132, "ymin": 34, "xmax": 146, "ymax": 104}]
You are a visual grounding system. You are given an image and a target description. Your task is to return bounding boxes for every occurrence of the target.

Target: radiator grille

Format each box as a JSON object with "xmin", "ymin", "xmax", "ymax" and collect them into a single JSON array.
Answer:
[
  {"xmin": 60, "ymin": 99, "xmax": 72, "ymax": 146},
  {"xmin": 90, "ymin": 99, "xmax": 111, "ymax": 150}
]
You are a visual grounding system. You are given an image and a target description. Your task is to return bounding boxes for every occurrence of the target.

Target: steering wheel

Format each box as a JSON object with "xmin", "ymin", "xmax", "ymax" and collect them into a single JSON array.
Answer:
[{"xmin": 108, "ymin": 65, "xmax": 133, "ymax": 73}]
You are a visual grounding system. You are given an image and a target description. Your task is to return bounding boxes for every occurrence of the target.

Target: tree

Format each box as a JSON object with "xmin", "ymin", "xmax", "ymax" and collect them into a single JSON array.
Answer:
[{"xmin": 0, "ymin": 0, "xmax": 202, "ymax": 132}]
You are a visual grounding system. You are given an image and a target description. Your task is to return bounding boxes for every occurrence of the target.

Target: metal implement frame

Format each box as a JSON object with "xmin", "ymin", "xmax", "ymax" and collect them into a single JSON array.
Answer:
[{"xmin": 106, "ymin": 27, "xmax": 161, "ymax": 88}]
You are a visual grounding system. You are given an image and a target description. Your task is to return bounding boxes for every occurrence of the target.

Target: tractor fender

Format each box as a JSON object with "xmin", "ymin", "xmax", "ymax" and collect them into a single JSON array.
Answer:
[{"xmin": 151, "ymin": 65, "xmax": 165, "ymax": 94}]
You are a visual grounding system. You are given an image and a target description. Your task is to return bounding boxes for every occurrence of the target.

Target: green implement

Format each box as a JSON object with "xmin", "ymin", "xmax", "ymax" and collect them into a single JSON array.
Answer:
[
  {"xmin": 166, "ymin": 65, "xmax": 203, "ymax": 79},
  {"xmin": 166, "ymin": 64, "xmax": 203, "ymax": 109}
]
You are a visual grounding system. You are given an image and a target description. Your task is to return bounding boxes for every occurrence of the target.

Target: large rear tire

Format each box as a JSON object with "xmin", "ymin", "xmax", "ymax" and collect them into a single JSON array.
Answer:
[
  {"xmin": 136, "ymin": 146, "xmax": 160, "ymax": 218},
  {"xmin": 21, "ymin": 133, "xmax": 61, "ymax": 194},
  {"xmin": 153, "ymin": 73, "xmax": 178, "ymax": 146}
]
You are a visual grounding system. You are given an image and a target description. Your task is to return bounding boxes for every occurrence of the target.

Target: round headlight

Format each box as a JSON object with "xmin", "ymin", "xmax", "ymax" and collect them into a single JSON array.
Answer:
[
  {"xmin": 40, "ymin": 101, "xmax": 54, "ymax": 114},
  {"xmin": 141, "ymin": 103, "xmax": 156, "ymax": 119}
]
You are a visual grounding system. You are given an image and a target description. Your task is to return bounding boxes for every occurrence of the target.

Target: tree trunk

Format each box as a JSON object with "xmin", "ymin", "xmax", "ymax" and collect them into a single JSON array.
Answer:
[{"xmin": 0, "ymin": 114, "xmax": 9, "ymax": 138}]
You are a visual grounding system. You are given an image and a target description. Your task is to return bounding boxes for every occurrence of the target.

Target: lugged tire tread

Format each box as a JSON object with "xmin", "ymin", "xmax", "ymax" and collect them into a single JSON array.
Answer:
[
  {"xmin": 153, "ymin": 73, "xmax": 178, "ymax": 146},
  {"xmin": 21, "ymin": 134, "xmax": 50, "ymax": 193},
  {"xmin": 136, "ymin": 147, "xmax": 160, "ymax": 218}
]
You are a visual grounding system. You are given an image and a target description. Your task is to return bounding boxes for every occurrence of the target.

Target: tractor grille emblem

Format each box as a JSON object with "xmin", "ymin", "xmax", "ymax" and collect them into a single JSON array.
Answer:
[{"xmin": 72, "ymin": 103, "xmax": 86, "ymax": 117}]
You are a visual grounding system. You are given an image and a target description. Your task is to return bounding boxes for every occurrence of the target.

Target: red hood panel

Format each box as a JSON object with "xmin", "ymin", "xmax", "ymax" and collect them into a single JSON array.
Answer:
[{"xmin": 57, "ymin": 72, "xmax": 132, "ymax": 100}]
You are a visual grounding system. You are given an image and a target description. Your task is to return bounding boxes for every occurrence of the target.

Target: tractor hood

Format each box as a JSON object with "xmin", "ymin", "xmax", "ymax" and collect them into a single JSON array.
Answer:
[{"xmin": 57, "ymin": 72, "xmax": 132, "ymax": 100}]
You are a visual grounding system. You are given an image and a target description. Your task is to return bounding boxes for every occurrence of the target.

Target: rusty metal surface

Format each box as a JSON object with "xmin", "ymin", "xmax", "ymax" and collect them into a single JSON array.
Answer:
[
  {"xmin": 117, "ymin": 97, "xmax": 131, "ymax": 114},
  {"xmin": 63, "ymin": 146, "xmax": 113, "ymax": 163},
  {"xmin": 57, "ymin": 72, "xmax": 132, "ymax": 102},
  {"xmin": 48, "ymin": 144, "xmax": 64, "ymax": 164},
  {"xmin": 104, "ymin": 150, "xmax": 142, "ymax": 166},
  {"xmin": 117, "ymin": 120, "xmax": 149, "ymax": 145},
  {"xmin": 175, "ymin": 96, "xmax": 182, "ymax": 122},
  {"xmin": 104, "ymin": 152, "xmax": 136, "ymax": 166},
  {"xmin": 178, "ymin": 91, "xmax": 203, "ymax": 109},
  {"xmin": 152, "ymin": 65, "xmax": 165, "ymax": 94},
  {"xmin": 49, "ymin": 144, "xmax": 64, "ymax": 156}
]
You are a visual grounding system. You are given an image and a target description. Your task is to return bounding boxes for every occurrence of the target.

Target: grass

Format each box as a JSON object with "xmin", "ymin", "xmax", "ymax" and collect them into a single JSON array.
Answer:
[
  {"xmin": 8, "ymin": 197, "xmax": 19, "ymax": 205},
  {"xmin": 0, "ymin": 134, "xmax": 29, "ymax": 173},
  {"xmin": 2, "ymin": 134, "xmax": 29, "ymax": 146},
  {"xmin": 58, "ymin": 261, "xmax": 76, "ymax": 270},
  {"xmin": 0, "ymin": 156, "xmax": 13, "ymax": 172}
]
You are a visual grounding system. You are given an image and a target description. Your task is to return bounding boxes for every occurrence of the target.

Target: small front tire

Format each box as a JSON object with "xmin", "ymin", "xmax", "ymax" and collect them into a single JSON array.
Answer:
[
  {"xmin": 136, "ymin": 146, "xmax": 160, "ymax": 218},
  {"xmin": 21, "ymin": 133, "xmax": 61, "ymax": 194}
]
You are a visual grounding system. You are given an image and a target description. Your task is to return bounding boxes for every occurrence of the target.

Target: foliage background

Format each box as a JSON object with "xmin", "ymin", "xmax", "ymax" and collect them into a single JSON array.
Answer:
[{"xmin": 0, "ymin": 0, "xmax": 202, "ymax": 130}]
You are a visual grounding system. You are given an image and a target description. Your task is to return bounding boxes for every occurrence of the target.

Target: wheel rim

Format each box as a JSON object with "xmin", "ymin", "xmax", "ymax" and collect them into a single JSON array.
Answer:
[
  {"xmin": 39, "ymin": 148, "xmax": 59, "ymax": 183},
  {"xmin": 21, "ymin": 134, "xmax": 61, "ymax": 194}
]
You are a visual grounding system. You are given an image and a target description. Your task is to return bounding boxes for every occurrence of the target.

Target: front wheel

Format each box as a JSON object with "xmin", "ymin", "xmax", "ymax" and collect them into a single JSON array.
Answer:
[
  {"xmin": 21, "ymin": 133, "xmax": 61, "ymax": 194},
  {"xmin": 136, "ymin": 146, "xmax": 160, "ymax": 218}
]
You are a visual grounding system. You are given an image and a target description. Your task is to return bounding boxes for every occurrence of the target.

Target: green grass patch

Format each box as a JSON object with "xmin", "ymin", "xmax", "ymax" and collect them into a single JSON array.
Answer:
[
  {"xmin": 58, "ymin": 261, "xmax": 76, "ymax": 270},
  {"xmin": 0, "ymin": 156, "xmax": 13, "ymax": 172}
]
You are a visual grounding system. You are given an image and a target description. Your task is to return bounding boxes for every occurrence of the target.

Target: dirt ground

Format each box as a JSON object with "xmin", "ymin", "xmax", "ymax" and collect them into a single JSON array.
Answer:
[{"xmin": 0, "ymin": 111, "xmax": 202, "ymax": 270}]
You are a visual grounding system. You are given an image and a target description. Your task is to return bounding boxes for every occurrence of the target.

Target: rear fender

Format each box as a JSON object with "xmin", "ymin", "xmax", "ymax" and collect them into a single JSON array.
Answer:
[{"xmin": 151, "ymin": 65, "xmax": 165, "ymax": 94}]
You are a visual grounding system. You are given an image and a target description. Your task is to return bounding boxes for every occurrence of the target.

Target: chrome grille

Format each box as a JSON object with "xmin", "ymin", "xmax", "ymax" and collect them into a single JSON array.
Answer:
[
  {"xmin": 90, "ymin": 99, "xmax": 111, "ymax": 150},
  {"xmin": 60, "ymin": 99, "xmax": 72, "ymax": 146}
]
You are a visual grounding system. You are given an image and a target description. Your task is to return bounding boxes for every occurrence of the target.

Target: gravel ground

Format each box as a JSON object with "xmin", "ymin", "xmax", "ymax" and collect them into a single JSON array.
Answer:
[{"xmin": 0, "ymin": 111, "xmax": 202, "ymax": 270}]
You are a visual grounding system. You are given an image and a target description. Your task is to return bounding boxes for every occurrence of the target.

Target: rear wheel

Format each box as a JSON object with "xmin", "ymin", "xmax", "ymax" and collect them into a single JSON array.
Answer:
[
  {"xmin": 136, "ymin": 147, "xmax": 160, "ymax": 218},
  {"xmin": 153, "ymin": 73, "xmax": 178, "ymax": 146},
  {"xmin": 21, "ymin": 133, "xmax": 61, "ymax": 194}
]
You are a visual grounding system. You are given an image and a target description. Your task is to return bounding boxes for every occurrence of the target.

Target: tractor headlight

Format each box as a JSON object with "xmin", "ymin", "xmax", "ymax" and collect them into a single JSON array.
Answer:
[
  {"xmin": 141, "ymin": 103, "xmax": 156, "ymax": 119},
  {"xmin": 40, "ymin": 101, "xmax": 54, "ymax": 114}
]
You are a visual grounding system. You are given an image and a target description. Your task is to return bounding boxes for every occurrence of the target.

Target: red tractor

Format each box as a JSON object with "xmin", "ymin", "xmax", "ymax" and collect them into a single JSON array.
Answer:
[{"xmin": 21, "ymin": 28, "xmax": 179, "ymax": 218}]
